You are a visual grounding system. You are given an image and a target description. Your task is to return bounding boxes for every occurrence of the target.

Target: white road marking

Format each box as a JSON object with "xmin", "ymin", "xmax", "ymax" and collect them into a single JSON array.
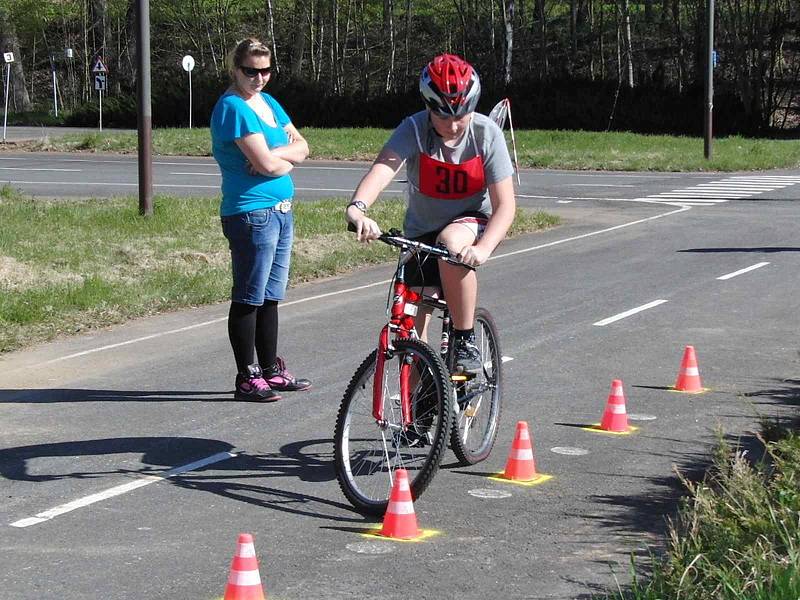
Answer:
[
  {"xmin": 26, "ymin": 206, "xmax": 690, "ymax": 368},
  {"xmin": 569, "ymin": 183, "xmax": 635, "ymax": 187},
  {"xmin": 557, "ymin": 200, "xmax": 573, "ymax": 203},
  {"xmin": 501, "ymin": 356, "xmax": 514, "ymax": 363},
  {"xmin": 593, "ymin": 299, "xmax": 668, "ymax": 327},
  {"xmin": 0, "ymin": 167, "xmax": 81, "ymax": 172},
  {"xmin": 9, "ymin": 451, "xmax": 237, "ymax": 528},
  {"xmin": 717, "ymin": 262, "xmax": 770, "ymax": 280},
  {"xmin": 3, "ymin": 180, "xmax": 402, "ymax": 195},
  {"xmin": 638, "ymin": 175, "xmax": 800, "ymax": 206},
  {"xmin": 169, "ymin": 172, "xmax": 219, "ymax": 176}
]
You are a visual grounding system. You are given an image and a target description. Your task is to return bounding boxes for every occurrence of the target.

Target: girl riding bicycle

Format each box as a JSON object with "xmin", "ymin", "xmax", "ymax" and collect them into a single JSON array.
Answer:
[{"xmin": 346, "ymin": 53, "xmax": 516, "ymax": 374}]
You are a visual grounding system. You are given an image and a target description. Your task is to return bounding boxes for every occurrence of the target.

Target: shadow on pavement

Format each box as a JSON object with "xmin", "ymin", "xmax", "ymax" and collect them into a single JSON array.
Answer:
[
  {"xmin": 580, "ymin": 377, "xmax": 800, "ymax": 596},
  {"xmin": 677, "ymin": 246, "xmax": 800, "ymax": 253},
  {"xmin": 0, "ymin": 388, "xmax": 232, "ymax": 403},
  {"xmin": 0, "ymin": 435, "xmax": 362, "ymax": 522}
]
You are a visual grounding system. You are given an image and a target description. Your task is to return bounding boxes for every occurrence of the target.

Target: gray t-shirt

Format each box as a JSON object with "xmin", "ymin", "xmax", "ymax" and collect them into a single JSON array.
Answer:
[{"xmin": 384, "ymin": 111, "xmax": 514, "ymax": 238}]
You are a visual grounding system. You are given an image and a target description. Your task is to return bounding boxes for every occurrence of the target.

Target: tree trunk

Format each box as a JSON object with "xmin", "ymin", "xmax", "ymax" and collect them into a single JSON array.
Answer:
[
  {"xmin": 289, "ymin": 0, "xmax": 309, "ymax": 77},
  {"xmin": 265, "ymin": 0, "xmax": 279, "ymax": 71},
  {"xmin": 671, "ymin": 0, "xmax": 685, "ymax": 93},
  {"xmin": 622, "ymin": 0, "xmax": 634, "ymax": 87},
  {"xmin": 534, "ymin": 0, "xmax": 548, "ymax": 78},
  {"xmin": 0, "ymin": 5, "xmax": 33, "ymax": 111},
  {"xmin": 502, "ymin": 0, "xmax": 514, "ymax": 86},
  {"xmin": 384, "ymin": 0, "xmax": 396, "ymax": 93}
]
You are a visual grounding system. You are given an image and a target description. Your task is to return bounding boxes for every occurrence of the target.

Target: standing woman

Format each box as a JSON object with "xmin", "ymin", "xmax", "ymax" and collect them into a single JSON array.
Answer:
[{"xmin": 211, "ymin": 38, "xmax": 312, "ymax": 402}]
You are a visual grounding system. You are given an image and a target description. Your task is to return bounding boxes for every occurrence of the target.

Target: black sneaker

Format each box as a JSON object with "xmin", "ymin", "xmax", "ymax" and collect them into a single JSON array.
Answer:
[
  {"xmin": 453, "ymin": 336, "xmax": 482, "ymax": 375},
  {"xmin": 234, "ymin": 364, "xmax": 281, "ymax": 402}
]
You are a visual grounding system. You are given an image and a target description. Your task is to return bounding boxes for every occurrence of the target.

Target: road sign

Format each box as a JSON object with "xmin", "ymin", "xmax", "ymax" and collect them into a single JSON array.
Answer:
[
  {"xmin": 94, "ymin": 73, "xmax": 106, "ymax": 91},
  {"xmin": 182, "ymin": 55, "xmax": 195, "ymax": 72},
  {"xmin": 3, "ymin": 52, "xmax": 14, "ymax": 63},
  {"xmin": 92, "ymin": 57, "xmax": 107, "ymax": 73}
]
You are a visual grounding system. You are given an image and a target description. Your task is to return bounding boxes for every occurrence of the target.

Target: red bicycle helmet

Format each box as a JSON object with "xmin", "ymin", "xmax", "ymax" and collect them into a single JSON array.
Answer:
[{"xmin": 419, "ymin": 54, "xmax": 481, "ymax": 117}]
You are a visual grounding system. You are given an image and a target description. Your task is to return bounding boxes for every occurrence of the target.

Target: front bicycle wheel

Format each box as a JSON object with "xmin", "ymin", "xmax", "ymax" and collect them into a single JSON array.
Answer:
[
  {"xmin": 450, "ymin": 307, "xmax": 503, "ymax": 465},
  {"xmin": 334, "ymin": 338, "xmax": 453, "ymax": 515}
]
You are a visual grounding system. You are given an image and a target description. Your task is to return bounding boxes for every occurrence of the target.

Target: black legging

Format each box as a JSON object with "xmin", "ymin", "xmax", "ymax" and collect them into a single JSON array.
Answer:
[{"xmin": 228, "ymin": 300, "xmax": 279, "ymax": 373}]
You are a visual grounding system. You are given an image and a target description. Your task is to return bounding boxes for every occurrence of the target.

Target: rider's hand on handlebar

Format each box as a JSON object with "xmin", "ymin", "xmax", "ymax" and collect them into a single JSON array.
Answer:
[
  {"xmin": 457, "ymin": 244, "xmax": 490, "ymax": 267},
  {"xmin": 346, "ymin": 206, "xmax": 382, "ymax": 242}
]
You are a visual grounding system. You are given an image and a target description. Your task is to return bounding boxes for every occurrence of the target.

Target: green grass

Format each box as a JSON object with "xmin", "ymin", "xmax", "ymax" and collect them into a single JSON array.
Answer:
[
  {"xmin": 603, "ymin": 426, "xmax": 800, "ymax": 600},
  {"xmin": 21, "ymin": 127, "xmax": 800, "ymax": 172},
  {"xmin": 0, "ymin": 189, "xmax": 558, "ymax": 353}
]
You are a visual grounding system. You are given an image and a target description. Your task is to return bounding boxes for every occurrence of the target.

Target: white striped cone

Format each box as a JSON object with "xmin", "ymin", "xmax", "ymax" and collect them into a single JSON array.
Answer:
[
  {"xmin": 599, "ymin": 379, "xmax": 629, "ymax": 432},
  {"xmin": 379, "ymin": 468, "xmax": 421, "ymax": 539},
  {"xmin": 674, "ymin": 345, "xmax": 703, "ymax": 392},
  {"xmin": 502, "ymin": 421, "xmax": 539, "ymax": 481},
  {"xmin": 223, "ymin": 533, "xmax": 266, "ymax": 600}
]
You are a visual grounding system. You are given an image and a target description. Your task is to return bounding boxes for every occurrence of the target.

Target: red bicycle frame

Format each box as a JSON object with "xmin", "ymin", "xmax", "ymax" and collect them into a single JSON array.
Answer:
[{"xmin": 372, "ymin": 280, "xmax": 423, "ymax": 426}]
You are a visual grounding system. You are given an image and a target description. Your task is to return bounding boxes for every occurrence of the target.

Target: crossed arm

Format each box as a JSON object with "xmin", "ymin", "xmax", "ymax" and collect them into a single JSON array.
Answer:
[{"xmin": 235, "ymin": 123, "xmax": 309, "ymax": 177}]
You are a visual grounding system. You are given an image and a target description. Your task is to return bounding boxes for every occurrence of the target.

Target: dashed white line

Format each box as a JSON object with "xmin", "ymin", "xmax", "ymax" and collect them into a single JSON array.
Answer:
[
  {"xmin": 717, "ymin": 262, "xmax": 770, "ymax": 280},
  {"xmin": 593, "ymin": 299, "xmax": 668, "ymax": 327}
]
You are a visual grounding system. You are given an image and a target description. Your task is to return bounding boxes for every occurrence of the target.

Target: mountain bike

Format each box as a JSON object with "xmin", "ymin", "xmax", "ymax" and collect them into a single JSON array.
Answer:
[{"xmin": 334, "ymin": 228, "xmax": 503, "ymax": 515}]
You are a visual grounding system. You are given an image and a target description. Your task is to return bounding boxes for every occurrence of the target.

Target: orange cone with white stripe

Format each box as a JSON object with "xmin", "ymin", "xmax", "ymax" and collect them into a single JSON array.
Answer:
[
  {"xmin": 379, "ymin": 468, "xmax": 422, "ymax": 540},
  {"xmin": 674, "ymin": 345, "xmax": 703, "ymax": 393},
  {"xmin": 223, "ymin": 533, "xmax": 266, "ymax": 600},
  {"xmin": 501, "ymin": 421, "xmax": 539, "ymax": 481},
  {"xmin": 599, "ymin": 379, "xmax": 629, "ymax": 432}
]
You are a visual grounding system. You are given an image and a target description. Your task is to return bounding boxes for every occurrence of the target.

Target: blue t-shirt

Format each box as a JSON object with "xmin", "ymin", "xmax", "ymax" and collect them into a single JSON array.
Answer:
[{"xmin": 210, "ymin": 92, "xmax": 295, "ymax": 216}]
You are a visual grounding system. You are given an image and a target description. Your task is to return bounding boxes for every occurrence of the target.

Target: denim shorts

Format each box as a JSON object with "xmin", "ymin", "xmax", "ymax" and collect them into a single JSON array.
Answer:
[{"xmin": 221, "ymin": 206, "xmax": 294, "ymax": 305}]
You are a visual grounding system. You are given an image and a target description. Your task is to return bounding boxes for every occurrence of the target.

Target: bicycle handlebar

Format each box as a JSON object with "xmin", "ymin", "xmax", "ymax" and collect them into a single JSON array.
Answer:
[{"xmin": 346, "ymin": 222, "xmax": 475, "ymax": 270}]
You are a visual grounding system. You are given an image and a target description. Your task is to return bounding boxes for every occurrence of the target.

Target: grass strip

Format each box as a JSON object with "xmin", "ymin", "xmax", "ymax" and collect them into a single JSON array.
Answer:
[
  {"xmin": 21, "ymin": 128, "xmax": 800, "ymax": 172},
  {"xmin": 605, "ymin": 424, "xmax": 800, "ymax": 600},
  {"xmin": 0, "ymin": 187, "xmax": 558, "ymax": 354}
]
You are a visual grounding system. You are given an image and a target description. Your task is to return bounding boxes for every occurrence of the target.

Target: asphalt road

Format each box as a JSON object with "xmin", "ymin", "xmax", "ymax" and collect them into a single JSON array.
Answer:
[
  {"xmin": 2, "ymin": 145, "xmax": 800, "ymax": 598},
  {"xmin": 3, "ymin": 148, "xmax": 800, "ymax": 207},
  {"xmin": 0, "ymin": 132, "xmax": 800, "ymax": 600}
]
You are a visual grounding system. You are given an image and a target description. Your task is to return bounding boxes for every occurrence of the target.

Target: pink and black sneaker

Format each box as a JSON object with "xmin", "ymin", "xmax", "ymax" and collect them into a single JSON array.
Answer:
[
  {"xmin": 235, "ymin": 364, "xmax": 281, "ymax": 402},
  {"xmin": 265, "ymin": 357, "xmax": 312, "ymax": 392}
]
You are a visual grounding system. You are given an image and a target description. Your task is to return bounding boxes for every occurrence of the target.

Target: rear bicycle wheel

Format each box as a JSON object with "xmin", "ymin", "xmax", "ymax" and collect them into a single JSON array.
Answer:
[
  {"xmin": 334, "ymin": 338, "xmax": 453, "ymax": 515},
  {"xmin": 450, "ymin": 307, "xmax": 503, "ymax": 465}
]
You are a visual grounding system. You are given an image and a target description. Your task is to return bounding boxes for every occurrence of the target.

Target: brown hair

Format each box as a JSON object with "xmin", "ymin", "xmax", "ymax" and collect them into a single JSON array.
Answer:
[{"xmin": 227, "ymin": 38, "xmax": 272, "ymax": 78}]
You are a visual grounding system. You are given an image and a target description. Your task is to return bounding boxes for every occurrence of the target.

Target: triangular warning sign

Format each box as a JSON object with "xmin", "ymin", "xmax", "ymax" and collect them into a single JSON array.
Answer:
[{"xmin": 92, "ymin": 58, "xmax": 107, "ymax": 73}]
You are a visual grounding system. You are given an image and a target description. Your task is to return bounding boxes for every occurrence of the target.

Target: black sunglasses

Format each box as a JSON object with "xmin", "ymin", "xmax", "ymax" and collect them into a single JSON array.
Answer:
[{"xmin": 239, "ymin": 65, "xmax": 272, "ymax": 77}]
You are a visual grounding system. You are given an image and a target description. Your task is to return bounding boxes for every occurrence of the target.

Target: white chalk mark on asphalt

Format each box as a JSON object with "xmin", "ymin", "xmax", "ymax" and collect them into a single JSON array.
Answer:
[
  {"xmin": 9, "ymin": 451, "xmax": 237, "ymax": 528},
  {"xmin": 593, "ymin": 299, "xmax": 668, "ymax": 327},
  {"xmin": 717, "ymin": 262, "xmax": 770, "ymax": 281}
]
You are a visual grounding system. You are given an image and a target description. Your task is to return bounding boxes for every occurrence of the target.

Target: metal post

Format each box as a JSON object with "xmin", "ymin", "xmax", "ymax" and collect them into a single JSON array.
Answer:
[
  {"xmin": 136, "ymin": 0, "xmax": 153, "ymax": 216},
  {"xmin": 2, "ymin": 64, "xmax": 10, "ymax": 142},
  {"xmin": 51, "ymin": 57, "xmax": 58, "ymax": 117},
  {"xmin": 99, "ymin": 88, "xmax": 103, "ymax": 131},
  {"xmin": 704, "ymin": 0, "xmax": 714, "ymax": 159},
  {"xmin": 188, "ymin": 69, "xmax": 192, "ymax": 129}
]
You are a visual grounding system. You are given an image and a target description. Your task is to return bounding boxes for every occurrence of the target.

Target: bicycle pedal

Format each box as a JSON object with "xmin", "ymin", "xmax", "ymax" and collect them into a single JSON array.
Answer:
[{"xmin": 464, "ymin": 405, "xmax": 478, "ymax": 417}]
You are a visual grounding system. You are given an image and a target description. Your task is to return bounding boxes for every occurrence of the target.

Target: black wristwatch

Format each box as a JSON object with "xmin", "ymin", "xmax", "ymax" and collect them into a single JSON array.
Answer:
[{"xmin": 348, "ymin": 200, "xmax": 368, "ymax": 213}]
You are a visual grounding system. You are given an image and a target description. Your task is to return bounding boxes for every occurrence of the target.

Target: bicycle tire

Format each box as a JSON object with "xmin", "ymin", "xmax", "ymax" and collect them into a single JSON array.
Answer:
[
  {"xmin": 334, "ymin": 338, "xmax": 453, "ymax": 515},
  {"xmin": 450, "ymin": 307, "xmax": 503, "ymax": 465}
]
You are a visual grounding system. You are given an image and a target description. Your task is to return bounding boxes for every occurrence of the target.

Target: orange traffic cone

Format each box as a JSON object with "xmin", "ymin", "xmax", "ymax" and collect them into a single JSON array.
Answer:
[
  {"xmin": 223, "ymin": 533, "xmax": 266, "ymax": 600},
  {"xmin": 501, "ymin": 421, "xmax": 540, "ymax": 481},
  {"xmin": 599, "ymin": 379, "xmax": 629, "ymax": 432},
  {"xmin": 379, "ymin": 468, "xmax": 422, "ymax": 540},
  {"xmin": 674, "ymin": 345, "xmax": 704, "ymax": 393}
]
